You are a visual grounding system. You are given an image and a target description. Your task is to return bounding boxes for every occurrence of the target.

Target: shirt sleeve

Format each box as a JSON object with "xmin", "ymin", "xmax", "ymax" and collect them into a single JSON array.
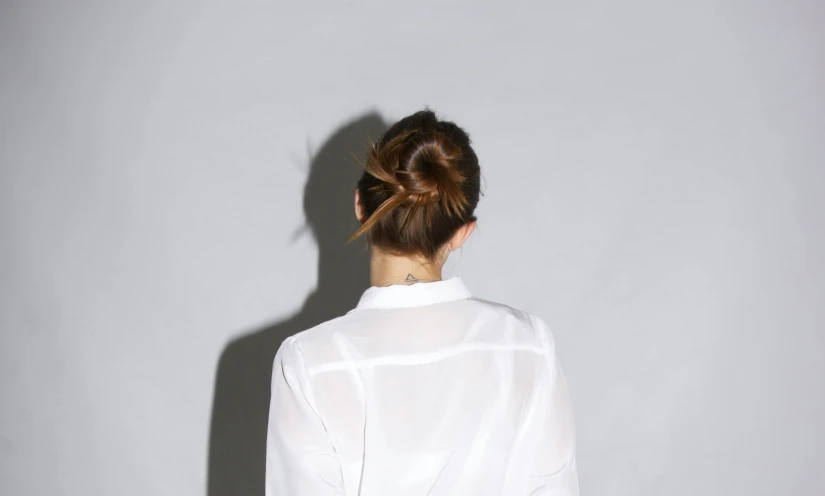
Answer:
[
  {"xmin": 265, "ymin": 337, "xmax": 345, "ymax": 496},
  {"xmin": 528, "ymin": 317, "xmax": 580, "ymax": 495}
]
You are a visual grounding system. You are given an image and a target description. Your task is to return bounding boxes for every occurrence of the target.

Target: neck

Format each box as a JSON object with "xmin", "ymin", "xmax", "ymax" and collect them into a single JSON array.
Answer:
[{"xmin": 369, "ymin": 247, "xmax": 444, "ymax": 287}]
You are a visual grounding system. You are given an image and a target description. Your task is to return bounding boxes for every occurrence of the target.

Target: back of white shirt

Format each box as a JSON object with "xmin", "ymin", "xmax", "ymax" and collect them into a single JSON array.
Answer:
[{"xmin": 265, "ymin": 278, "xmax": 578, "ymax": 496}]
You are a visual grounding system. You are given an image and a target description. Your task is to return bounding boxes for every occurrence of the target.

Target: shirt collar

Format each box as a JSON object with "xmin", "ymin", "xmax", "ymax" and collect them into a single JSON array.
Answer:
[{"xmin": 353, "ymin": 276, "xmax": 472, "ymax": 310}]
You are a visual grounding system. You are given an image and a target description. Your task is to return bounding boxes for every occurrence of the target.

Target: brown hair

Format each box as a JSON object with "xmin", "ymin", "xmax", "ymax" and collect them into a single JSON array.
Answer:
[{"xmin": 349, "ymin": 109, "xmax": 481, "ymax": 258}]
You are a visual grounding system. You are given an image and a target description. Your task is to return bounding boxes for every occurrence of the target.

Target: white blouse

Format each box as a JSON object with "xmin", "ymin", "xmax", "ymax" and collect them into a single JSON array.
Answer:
[{"xmin": 265, "ymin": 277, "xmax": 579, "ymax": 495}]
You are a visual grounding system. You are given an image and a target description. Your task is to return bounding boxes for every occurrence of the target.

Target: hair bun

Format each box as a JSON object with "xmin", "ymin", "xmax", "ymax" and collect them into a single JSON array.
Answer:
[
  {"xmin": 351, "ymin": 110, "xmax": 482, "ymax": 258},
  {"xmin": 395, "ymin": 134, "xmax": 468, "ymax": 217}
]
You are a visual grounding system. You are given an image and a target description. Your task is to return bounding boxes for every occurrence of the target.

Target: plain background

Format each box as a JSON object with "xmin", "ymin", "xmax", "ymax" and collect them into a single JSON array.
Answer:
[{"xmin": 1, "ymin": 1, "xmax": 823, "ymax": 495}]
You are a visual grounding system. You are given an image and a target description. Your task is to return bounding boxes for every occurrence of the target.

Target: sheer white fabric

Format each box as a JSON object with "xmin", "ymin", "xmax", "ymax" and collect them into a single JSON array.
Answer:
[{"xmin": 265, "ymin": 277, "xmax": 579, "ymax": 495}]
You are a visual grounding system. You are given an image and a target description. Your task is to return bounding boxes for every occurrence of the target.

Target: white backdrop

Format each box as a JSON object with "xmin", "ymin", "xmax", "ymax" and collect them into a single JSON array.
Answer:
[{"xmin": 1, "ymin": 1, "xmax": 823, "ymax": 495}]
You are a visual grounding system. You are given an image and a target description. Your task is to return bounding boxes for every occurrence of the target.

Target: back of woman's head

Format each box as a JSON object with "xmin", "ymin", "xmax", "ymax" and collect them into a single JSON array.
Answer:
[{"xmin": 350, "ymin": 109, "xmax": 482, "ymax": 259}]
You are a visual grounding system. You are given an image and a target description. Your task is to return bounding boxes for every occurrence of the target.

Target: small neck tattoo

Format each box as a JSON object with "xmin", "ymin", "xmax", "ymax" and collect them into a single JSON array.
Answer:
[{"xmin": 375, "ymin": 273, "xmax": 442, "ymax": 287}]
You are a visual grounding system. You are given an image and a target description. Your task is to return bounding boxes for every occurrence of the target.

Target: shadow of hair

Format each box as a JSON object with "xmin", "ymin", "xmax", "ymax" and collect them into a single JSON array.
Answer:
[{"xmin": 206, "ymin": 112, "xmax": 389, "ymax": 496}]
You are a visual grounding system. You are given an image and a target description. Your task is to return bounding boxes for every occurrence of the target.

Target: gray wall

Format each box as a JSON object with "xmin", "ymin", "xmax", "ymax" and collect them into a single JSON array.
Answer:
[{"xmin": 1, "ymin": 1, "xmax": 823, "ymax": 495}]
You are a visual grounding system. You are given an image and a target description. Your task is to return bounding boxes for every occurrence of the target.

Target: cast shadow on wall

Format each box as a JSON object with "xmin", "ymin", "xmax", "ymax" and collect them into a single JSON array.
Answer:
[{"xmin": 207, "ymin": 112, "xmax": 389, "ymax": 496}]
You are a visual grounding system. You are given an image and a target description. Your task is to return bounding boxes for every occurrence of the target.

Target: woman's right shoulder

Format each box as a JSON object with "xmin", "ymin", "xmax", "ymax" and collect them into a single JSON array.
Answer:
[{"xmin": 463, "ymin": 296, "xmax": 557, "ymax": 350}]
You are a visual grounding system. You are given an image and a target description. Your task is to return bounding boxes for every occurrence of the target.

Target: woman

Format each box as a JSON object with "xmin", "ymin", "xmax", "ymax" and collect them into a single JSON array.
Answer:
[{"xmin": 265, "ymin": 110, "xmax": 579, "ymax": 495}]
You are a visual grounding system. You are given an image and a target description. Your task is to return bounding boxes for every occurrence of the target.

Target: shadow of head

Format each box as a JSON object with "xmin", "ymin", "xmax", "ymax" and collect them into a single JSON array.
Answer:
[{"xmin": 207, "ymin": 111, "xmax": 389, "ymax": 496}]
